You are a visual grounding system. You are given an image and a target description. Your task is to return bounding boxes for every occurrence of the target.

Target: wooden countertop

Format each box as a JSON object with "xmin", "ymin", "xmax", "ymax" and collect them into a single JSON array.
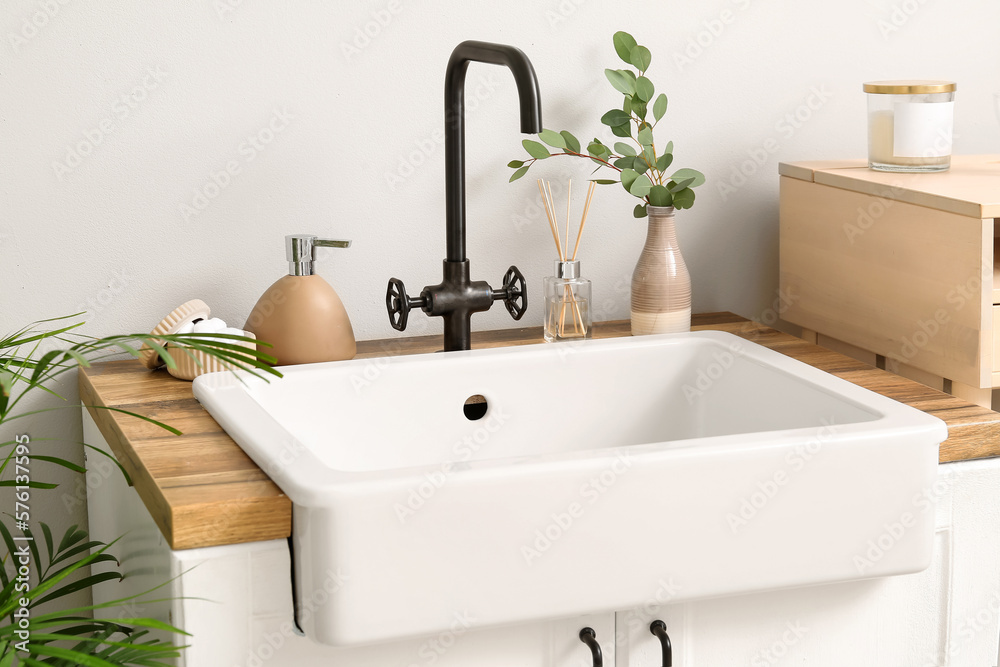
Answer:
[
  {"xmin": 79, "ymin": 313, "xmax": 1000, "ymax": 550},
  {"xmin": 779, "ymin": 155, "xmax": 1000, "ymax": 218}
]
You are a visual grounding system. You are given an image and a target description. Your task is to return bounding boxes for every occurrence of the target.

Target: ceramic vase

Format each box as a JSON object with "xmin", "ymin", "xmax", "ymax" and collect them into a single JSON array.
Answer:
[{"xmin": 631, "ymin": 205, "xmax": 691, "ymax": 335}]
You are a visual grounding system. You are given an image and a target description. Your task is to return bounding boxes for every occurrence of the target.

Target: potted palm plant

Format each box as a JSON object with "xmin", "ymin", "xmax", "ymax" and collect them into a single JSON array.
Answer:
[{"xmin": 0, "ymin": 313, "xmax": 278, "ymax": 665}]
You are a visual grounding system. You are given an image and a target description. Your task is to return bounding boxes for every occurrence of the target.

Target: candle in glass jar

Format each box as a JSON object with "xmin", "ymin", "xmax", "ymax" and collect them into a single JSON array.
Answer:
[{"xmin": 864, "ymin": 80, "xmax": 956, "ymax": 173}]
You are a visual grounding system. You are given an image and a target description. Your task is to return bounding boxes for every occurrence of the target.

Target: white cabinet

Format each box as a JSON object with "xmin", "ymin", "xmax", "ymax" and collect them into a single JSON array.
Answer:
[
  {"xmin": 163, "ymin": 539, "xmax": 614, "ymax": 667},
  {"xmin": 83, "ymin": 410, "xmax": 614, "ymax": 667},
  {"xmin": 85, "ymin": 410, "xmax": 1000, "ymax": 667},
  {"xmin": 618, "ymin": 458, "xmax": 1000, "ymax": 667}
]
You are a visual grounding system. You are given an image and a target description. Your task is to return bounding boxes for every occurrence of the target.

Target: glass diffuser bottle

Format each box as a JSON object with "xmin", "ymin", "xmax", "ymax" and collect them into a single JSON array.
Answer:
[{"xmin": 544, "ymin": 260, "xmax": 592, "ymax": 342}]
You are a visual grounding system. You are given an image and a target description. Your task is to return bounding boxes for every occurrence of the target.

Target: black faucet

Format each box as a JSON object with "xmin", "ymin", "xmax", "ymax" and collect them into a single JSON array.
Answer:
[{"xmin": 386, "ymin": 40, "xmax": 542, "ymax": 351}]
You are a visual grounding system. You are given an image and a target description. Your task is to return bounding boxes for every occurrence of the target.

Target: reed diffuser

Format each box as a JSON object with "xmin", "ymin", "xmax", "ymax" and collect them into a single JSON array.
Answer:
[{"xmin": 538, "ymin": 179, "xmax": 595, "ymax": 342}]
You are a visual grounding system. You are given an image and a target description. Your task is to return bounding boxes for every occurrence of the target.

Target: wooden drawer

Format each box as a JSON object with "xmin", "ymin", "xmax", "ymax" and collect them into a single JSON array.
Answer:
[
  {"xmin": 994, "ymin": 306, "xmax": 1000, "ymax": 373},
  {"xmin": 780, "ymin": 176, "xmax": 993, "ymax": 388},
  {"xmin": 994, "ymin": 236, "xmax": 1000, "ymax": 305}
]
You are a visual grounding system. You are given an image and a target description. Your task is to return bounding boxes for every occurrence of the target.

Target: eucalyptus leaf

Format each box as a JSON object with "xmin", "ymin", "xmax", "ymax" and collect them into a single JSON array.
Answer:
[
  {"xmin": 672, "ymin": 187, "xmax": 696, "ymax": 209},
  {"xmin": 614, "ymin": 142, "xmax": 637, "ymax": 157},
  {"xmin": 588, "ymin": 140, "xmax": 611, "ymax": 163},
  {"xmin": 632, "ymin": 98, "xmax": 647, "ymax": 120},
  {"xmin": 656, "ymin": 153, "xmax": 673, "ymax": 172},
  {"xmin": 668, "ymin": 177, "xmax": 695, "ymax": 192},
  {"xmin": 522, "ymin": 139, "xmax": 550, "ymax": 159},
  {"xmin": 620, "ymin": 168, "xmax": 640, "ymax": 191},
  {"xmin": 605, "ymin": 68, "xmax": 636, "ymax": 96},
  {"xmin": 629, "ymin": 173, "xmax": 653, "ymax": 197},
  {"xmin": 634, "ymin": 203, "xmax": 649, "ymax": 218},
  {"xmin": 538, "ymin": 128, "xmax": 567, "ymax": 149},
  {"xmin": 614, "ymin": 156, "xmax": 635, "ymax": 170},
  {"xmin": 613, "ymin": 31, "xmax": 638, "ymax": 64},
  {"xmin": 611, "ymin": 123, "xmax": 632, "ymax": 138},
  {"xmin": 653, "ymin": 93, "xmax": 668, "ymax": 121},
  {"xmin": 560, "ymin": 130, "xmax": 581, "ymax": 153},
  {"xmin": 664, "ymin": 140, "xmax": 674, "ymax": 154},
  {"xmin": 509, "ymin": 165, "xmax": 530, "ymax": 182},
  {"xmin": 588, "ymin": 141, "xmax": 609, "ymax": 166},
  {"xmin": 670, "ymin": 167, "xmax": 706, "ymax": 188},
  {"xmin": 592, "ymin": 179, "xmax": 618, "ymax": 185},
  {"xmin": 622, "ymin": 95, "xmax": 632, "ymax": 116},
  {"xmin": 634, "ymin": 160, "xmax": 648, "ymax": 175},
  {"xmin": 637, "ymin": 126, "xmax": 654, "ymax": 146},
  {"xmin": 507, "ymin": 160, "xmax": 524, "ymax": 168},
  {"xmin": 629, "ymin": 44, "xmax": 652, "ymax": 71},
  {"xmin": 648, "ymin": 184, "xmax": 674, "ymax": 207},
  {"xmin": 636, "ymin": 76, "xmax": 654, "ymax": 102},
  {"xmin": 600, "ymin": 109, "xmax": 631, "ymax": 128}
]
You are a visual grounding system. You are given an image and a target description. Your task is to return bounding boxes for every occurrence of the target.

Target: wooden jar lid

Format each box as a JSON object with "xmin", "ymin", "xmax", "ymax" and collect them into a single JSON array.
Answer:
[{"xmin": 138, "ymin": 299, "xmax": 212, "ymax": 369}]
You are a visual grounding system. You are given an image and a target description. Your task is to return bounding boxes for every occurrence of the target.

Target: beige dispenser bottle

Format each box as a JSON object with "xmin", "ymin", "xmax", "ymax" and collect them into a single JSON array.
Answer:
[{"xmin": 245, "ymin": 234, "xmax": 357, "ymax": 365}]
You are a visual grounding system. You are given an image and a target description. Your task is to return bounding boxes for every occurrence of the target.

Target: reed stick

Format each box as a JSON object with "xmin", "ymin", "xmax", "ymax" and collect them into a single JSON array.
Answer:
[
  {"xmin": 571, "ymin": 181, "xmax": 596, "ymax": 261},
  {"xmin": 537, "ymin": 179, "xmax": 563, "ymax": 260},
  {"xmin": 559, "ymin": 289, "xmax": 568, "ymax": 335},
  {"xmin": 545, "ymin": 181, "xmax": 564, "ymax": 261},
  {"xmin": 564, "ymin": 180, "xmax": 572, "ymax": 261},
  {"xmin": 571, "ymin": 293, "xmax": 584, "ymax": 333}
]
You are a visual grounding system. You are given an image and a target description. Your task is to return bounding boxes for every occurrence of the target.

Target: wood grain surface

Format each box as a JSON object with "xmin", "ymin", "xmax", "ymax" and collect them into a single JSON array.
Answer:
[
  {"xmin": 780, "ymin": 154, "xmax": 1000, "ymax": 218},
  {"xmin": 779, "ymin": 174, "xmax": 993, "ymax": 388},
  {"xmin": 79, "ymin": 313, "xmax": 1000, "ymax": 550}
]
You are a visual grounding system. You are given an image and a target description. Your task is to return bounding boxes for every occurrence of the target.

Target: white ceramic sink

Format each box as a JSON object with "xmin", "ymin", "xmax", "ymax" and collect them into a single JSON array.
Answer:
[{"xmin": 194, "ymin": 331, "xmax": 946, "ymax": 647}]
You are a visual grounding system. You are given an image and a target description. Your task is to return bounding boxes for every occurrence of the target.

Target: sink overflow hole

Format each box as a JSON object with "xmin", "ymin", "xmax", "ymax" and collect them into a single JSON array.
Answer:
[{"xmin": 463, "ymin": 395, "xmax": 488, "ymax": 421}]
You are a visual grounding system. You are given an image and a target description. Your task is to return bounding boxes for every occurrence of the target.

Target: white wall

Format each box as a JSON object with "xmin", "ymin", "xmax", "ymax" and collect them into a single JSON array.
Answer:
[{"xmin": 2, "ymin": 0, "xmax": 999, "ymax": 532}]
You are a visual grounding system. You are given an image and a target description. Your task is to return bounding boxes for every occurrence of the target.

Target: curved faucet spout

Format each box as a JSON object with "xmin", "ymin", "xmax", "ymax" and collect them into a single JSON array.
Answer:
[
  {"xmin": 444, "ymin": 40, "xmax": 543, "ymax": 262},
  {"xmin": 386, "ymin": 41, "xmax": 539, "ymax": 352}
]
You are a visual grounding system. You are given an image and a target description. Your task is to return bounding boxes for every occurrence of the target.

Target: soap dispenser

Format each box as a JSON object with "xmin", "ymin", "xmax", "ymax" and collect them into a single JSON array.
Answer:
[{"xmin": 245, "ymin": 234, "xmax": 357, "ymax": 365}]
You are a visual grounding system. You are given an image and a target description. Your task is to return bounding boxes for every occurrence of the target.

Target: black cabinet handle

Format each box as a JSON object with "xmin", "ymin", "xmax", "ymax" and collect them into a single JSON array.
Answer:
[
  {"xmin": 650, "ymin": 620, "xmax": 672, "ymax": 667},
  {"xmin": 579, "ymin": 627, "xmax": 602, "ymax": 667}
]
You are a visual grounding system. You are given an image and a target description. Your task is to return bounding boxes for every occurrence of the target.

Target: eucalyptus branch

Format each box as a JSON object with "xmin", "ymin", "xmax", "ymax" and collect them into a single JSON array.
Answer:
[
  {"xmin": 521, "ymin": 151, "xmax": 623, "ymax": 173},
  {"xmin": 507, "ymin": 30, "xmax": 705, "ymax": 218}
]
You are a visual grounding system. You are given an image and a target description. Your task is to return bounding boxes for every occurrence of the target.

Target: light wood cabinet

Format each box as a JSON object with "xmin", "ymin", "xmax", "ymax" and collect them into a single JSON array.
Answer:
[{"xmin": 780, "ymin": 155, "xmax": 1000, "ymax": 408}]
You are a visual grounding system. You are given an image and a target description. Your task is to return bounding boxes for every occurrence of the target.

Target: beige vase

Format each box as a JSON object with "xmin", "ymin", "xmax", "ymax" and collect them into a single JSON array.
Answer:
[{"xmin": 631, "ymin": 205, "xmax": 691, "ymax": 335}]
